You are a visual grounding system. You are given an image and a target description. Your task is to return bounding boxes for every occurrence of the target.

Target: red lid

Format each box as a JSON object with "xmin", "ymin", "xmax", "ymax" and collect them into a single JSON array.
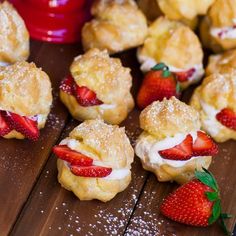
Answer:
[{"xmin": 10, "ymin": 0, "xmax": 93, "ymax": 43}]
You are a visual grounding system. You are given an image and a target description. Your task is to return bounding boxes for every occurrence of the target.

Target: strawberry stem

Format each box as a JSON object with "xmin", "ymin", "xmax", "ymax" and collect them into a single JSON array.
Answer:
[{"xmin": 151, "ymin": 63, "xmax": 171, "ymax": 77}]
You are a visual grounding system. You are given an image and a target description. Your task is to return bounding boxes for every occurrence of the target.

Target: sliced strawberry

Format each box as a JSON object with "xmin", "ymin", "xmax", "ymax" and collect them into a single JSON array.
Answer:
[
  {"xmin": 60, "ymin": 75, "xmax": 74, "ymax": 95},
  {"xmin": 193, "ymin": 131, "xmax": 218, "ymax": 156},
  {"xmin": 73, "ymin": 84, "xmax": 103, "ymax": 107},
  {"xmin": 70, "ymin": 165, "xmax": 112, "ymax": 178},
  {"xmin": 159, "ymin": 134, "xmax": 193, "ymax": 160},
  {"xmin": 2, "ymin": 111, "xmax": 39, "ymax": 141},
  {"xmin": 137, "ymin": 64, "xmax": 180, "ymax": 109},
  {"xmin": 0, "ymin": 111, "xmax": 12, "ymax": 136},
  {"xmin": 216, "ymin": 108, "xmax": 236, "ymax": 131},
  {"xmin": 53, "ymin": 145, "xmax": 93, "ymax": 166},
  {"xmin": 174, "ymin": 68, "xmax": 196, "ymax": 82}
]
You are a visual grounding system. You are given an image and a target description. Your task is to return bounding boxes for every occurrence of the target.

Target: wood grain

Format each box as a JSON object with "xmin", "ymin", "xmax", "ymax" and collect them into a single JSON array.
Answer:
[{"xmin": 0, "ymin": 42, "xmax": 81, "ymax": 235}]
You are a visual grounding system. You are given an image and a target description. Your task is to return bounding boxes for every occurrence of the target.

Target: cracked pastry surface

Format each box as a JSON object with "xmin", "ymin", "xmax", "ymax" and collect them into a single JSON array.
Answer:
[
  {"xmin": 82, "ymin": 0, "xmax": 148, "ymax": 54},
  {"xmin": 57, "ymin": 119, "xmax": 134, "ymax": 202},
  {"xmin": 0, "ymin": 1, "xmax": 29, "ymax": 66},
  {"xmin": 137, "ymin": 17, "xmax": 204, "ymax": 89},
  {"xmin": 206, "ymin": 49, "xmax": 236, "ymax": 76},
  {"xmin": 135, "ymin": 97, "xmax": 214, "ymax": 184},
  {"xmin": 157, "ymin": 0, "xmax": 215, "ymax": 22},
  {"xmin": 60, "ymin": 48, "xmax": 134, "ymax": 124},
  {"xmin": 190, "ymin": 69, "xmax": 236, "ymax": 142},
  {"xmin": 0, "ymin": 61, "xmax": 52, "ymax": 139},
  {"xmin": 200, "ymin": 0, "xmax": 236, "ymax": 52}
]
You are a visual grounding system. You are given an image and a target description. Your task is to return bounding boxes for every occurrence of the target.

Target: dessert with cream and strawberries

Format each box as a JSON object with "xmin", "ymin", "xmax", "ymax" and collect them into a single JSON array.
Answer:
[
  {"xmin": 200, "ymin": 0, "xmax": 236, "ymax": 52},
  {"xmin": 190, "ymin": 68, "xmax": 236, "ymax": 142},
  {"xmin": 135, "ymin": 97, "xmax": 218, "ymax": 184},
  {"xmin": 0, "ymin": 1, "xmax": 29, "ymax": 66},
  {"xmin": 137, "ymin": 17, "xmax": 204, "ymax": 89},
  {"xmin": 0, "ymin": 61, "xmax": 52, "ymax": 140},
  {"xmin": 53, "ymin": 119, "xmax": 134, "ymax": 202},
  {"xmin": 60, "ymin": 48, "xmax": 134, "ymax": 125}
]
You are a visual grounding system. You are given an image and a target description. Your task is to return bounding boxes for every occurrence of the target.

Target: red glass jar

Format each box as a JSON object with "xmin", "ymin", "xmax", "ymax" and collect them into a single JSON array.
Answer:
[{"xmin": 10, "ymin": 0, "xmax": 93, "ymax": 43}]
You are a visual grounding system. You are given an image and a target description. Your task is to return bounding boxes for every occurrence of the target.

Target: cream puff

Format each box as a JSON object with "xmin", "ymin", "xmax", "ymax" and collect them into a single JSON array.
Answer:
[
  {"xmin": 135, "ymin": 97, "xmax": 218, "ymax": 184},
  {"xmin": 0, "ymin": 61, "xmax": 52, "ymax": 140},
  {"xmin": 200, "ymin": 0, "xmax": 236, "ymax": 52},
  {"xmin": 157, "ymin": 0, "xmax": 214, "ymax": 25},
  {"xmin": 190, "ymin": 68, "xmax": 236, "ymax": 142},
  {"xmin": 82, "ymin": 0, "xmax": 148, "ymax": 54},
  {"xmin": 53, "ymin": 119, "xmax": 134, "ymax": 202},
  {"xmin": 60, "ymin": 48, "xmax": 134, "ymax": 125},
  {"xmin": 206, "ymin": 49, "xmax": 236, "ymax": 76},
  {"xmin": 137, "ymin": 17, "xmax": 204, "ymax": 89},
  {"xmin": 0, "ymin": 1, "xmax": 29, "ymax": 66},
  {"xmin": 137, "ymin": 0, "xmax": 198, "ymax": 29}
]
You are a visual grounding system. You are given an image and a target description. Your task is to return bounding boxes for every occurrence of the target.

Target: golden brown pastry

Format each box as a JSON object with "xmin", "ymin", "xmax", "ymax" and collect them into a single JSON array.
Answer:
[
  {"xmin": 54, "ymin": 119, "xmax": 134, "ymax": 202},
  {"xmin": 0, "ymin": 1, "xmax": 29, "ymax": 66},
  {"xmin": 190, "ymin": 69, "xmax": 236, "ymax": 142},
  {"xmin": 200, "ymin": 0, "xmax": 236, "ymax": 52},
  {"xmin": 60, "ymin": 48, "xmax": 134, "ymax": 125},
  {"xmin": 0, "ymin": 61, "xmax": 52, "ymax": 140},
  {"xmin": 135, "ymin": 97, "xmax": 218, "ymax": 184},
  {"xmin": 82, "ymin": 0, "xmax": 148, "ymax": 54},
  {"xmin": 157, "ymin": 0, "xmax": 214, "ymax": 22},
  {"xmin": 137, "ymin": 0, "xmax": 198, "ymax": 29},
  {"xmin": 137, "ymin": 17, "xmax": 204, "ymax": 89},
  {"xmin": 206, "ymin": 49, "xmax": 236, "ymax": 76}
]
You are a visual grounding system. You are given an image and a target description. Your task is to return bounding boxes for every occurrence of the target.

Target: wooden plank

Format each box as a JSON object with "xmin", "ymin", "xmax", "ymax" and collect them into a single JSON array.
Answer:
[
  {"xmin": 10, "ymin": 110, "xmax": 148, "ymax": 236},
  {"xmin": 0, "ymin": 42, "xmax": 81, "ymax": 235}
]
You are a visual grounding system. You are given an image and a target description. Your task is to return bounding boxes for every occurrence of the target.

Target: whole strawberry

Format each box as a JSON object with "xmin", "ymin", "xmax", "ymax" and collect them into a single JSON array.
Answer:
[
  {"xmin": 137, "ymin": 63, "xmax": 180, "ymax": 109},
  {"xmin": 161, "ymin": 169, "xmax": 231, "ymax": 235}
]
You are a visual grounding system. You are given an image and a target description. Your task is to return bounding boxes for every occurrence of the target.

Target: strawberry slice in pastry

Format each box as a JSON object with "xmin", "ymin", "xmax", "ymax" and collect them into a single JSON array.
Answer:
[
  {"xmin": 174, "ymin": 68, "xmax": 196, "ymax": 82},
  {"xmin": 159, "ymin": 134, "xmax": 193, "ymax": 161},
  {"xmin": 192, "ymin": 131, "xmax": 218, "ymax": 156},
  {"xmin": 70, "ymin": 165, "xmax": 112, "ymax": 178},
  {"xmin": 2, "ymin": 111, "xmax": 39, "ymax": 141},
  {"xmin": 216, "ymin": 108, "xmax": 236, "ymax": 131},
  {"xmin": 60, "ymin": 75, "xmax": 103, "ymax": 107},
  {"xmin": 0, "ymin": 111, "xmax": 12, "ymax": 136},
  {"xmin": 53, "ymin": 145, "xmax": 93, "ymax": 166}
]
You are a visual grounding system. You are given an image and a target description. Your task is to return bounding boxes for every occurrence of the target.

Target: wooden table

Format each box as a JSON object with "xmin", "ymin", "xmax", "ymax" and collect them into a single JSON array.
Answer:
[{"xmin": 0, "ymin": 40, "xmax": 235, "ymax": 236}]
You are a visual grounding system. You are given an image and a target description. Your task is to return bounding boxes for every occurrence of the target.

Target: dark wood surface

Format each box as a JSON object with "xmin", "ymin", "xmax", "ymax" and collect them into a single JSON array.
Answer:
[{"xmin": 0, "ymin": 40, "xmax": 235, "ymax": 236}]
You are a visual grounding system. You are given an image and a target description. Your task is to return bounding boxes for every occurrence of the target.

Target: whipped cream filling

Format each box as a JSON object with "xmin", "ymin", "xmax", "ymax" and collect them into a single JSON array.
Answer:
[
  {"xmin": 138, "ymin": 54, "xmax": 203, "ymax": 82},
  {"xmin": 210, "ymin": 19, "xmax": 236, "ymax": 39},
  {"xmin": 60, "ymin": 138, "xmax": 130, "ymax": 180},
  {"xmin": 200, "ymin": 100, "xmax": 223, "ymax": 136},
  {"xmin": 135, "ymin": 131, "xmax": 202, "ymax": 168},
  {"xmin": 0, "ymin": 62, "xmax": 9, "ymax": 67}
]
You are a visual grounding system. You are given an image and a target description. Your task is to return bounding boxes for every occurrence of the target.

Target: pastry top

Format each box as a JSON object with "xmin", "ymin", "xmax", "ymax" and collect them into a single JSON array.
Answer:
[
  {"xmin": 157, "ymin": 0, "xmax": 215, "ymax": 20},
  {"xmin": 0, "ymin": 61, "xmax": 52, "ymax": 116},
  {"xmin": 193, "ymin": 69, "xmax": 236, "ymax": 111},
  {"xmin": 140, "ymin": 97, "xmax": 200, "ymax": 139},
  {"xmin": 82, "ymin": 0, "xmax": 148, "ymax": 53},
  {"xmin": 208, "ymin": 0, "xmax": 236, "ymax": 27},
  {"xmin": 206, "ymin": 49, "xmax": 236, "ymax": 75},
  {"xmin": 66, "ymin": 119, "xmax": 134, "ymax": 169},
  {"xmin": 0, "ymin": 1, "xmax": 29, "ymax": 64},
  {"xmin": 138, "ymin": 17, "xmax": 203, "ymax": 70},
  {"xmin": 70, "ymin": 48, "xmax": 132, "ymax": 104}
]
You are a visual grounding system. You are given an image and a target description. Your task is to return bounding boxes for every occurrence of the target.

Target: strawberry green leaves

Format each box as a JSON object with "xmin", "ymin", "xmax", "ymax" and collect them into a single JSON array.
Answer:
[{"xmin": 195, "ymin": 168, "xmax": 231, "ymax": 235}]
